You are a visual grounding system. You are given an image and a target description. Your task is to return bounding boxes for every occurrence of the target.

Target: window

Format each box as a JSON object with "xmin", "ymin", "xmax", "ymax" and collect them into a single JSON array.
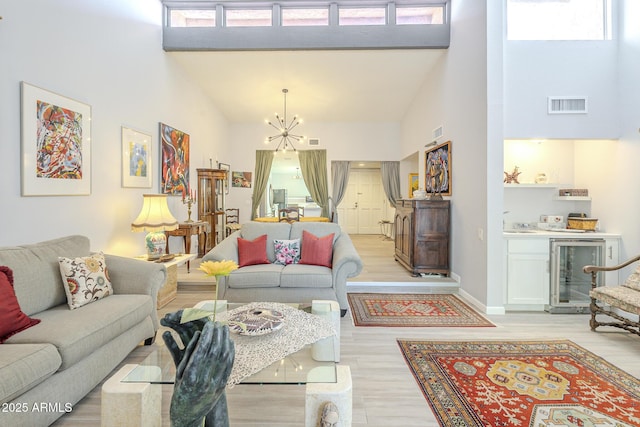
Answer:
[
  {"xmin": 169, "ymin": 9, "xmax": 216, "ymax": 28},
  {"xmin": 338, "ymin": 7, "xmax": 386, "ymax": 26},
  {"xmin": 507, "ymin": 0, "xmax": 611, "ymax": 41},
  {"xmin": 225, "ymin": 9, "xmax": 272, "ymax": 27},
  {"xmin": 396, "ymin": 6, "xmax": 444, "ymax": 25},
  {"xmin": 282, "ymin": 8, "xmax": 329, "ymax": 26}
]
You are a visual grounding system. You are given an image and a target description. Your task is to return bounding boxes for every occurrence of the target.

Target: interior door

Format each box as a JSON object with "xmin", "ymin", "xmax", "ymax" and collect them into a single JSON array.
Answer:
[{"xmin": 338, "ymin": 169, "xmax": 385, "ymax": 234}]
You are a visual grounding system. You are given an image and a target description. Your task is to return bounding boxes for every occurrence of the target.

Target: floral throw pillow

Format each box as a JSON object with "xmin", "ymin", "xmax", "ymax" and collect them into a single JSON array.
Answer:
[
  {"xmin": 274, "ymin": 239, "xmax": 301, "ymax": 265},
  {"xmin": 58, "ymin": 252, "xmax": 113, "ymax": 310}
]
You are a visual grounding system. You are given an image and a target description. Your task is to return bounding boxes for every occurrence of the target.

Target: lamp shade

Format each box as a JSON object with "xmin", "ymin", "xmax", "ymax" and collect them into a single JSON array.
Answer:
[{"xmin": 131, "ymin": 194, "xmax": 178, "ymax": 232}]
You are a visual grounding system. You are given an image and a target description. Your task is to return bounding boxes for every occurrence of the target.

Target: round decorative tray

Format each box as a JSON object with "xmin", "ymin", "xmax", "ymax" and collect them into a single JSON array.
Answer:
[{"xmin": 228, "ymin": 307, "xmax": 285, "ymax": 336}]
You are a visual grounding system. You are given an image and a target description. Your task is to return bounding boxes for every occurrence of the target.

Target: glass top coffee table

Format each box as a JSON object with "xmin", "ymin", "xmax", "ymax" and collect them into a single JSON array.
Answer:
[{"xmin": 122, "ymin": 300, "xmax": 338, "ymax": 386}]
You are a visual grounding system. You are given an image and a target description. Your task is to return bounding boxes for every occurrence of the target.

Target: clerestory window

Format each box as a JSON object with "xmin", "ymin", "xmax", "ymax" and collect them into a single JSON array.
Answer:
[
  {"xmin": 162, "ymin": 1, "xmax": 451, "ymax": 50},
  {"xmin": 507, "ymin": 0, "xmax": 612, "ymax": 41}
]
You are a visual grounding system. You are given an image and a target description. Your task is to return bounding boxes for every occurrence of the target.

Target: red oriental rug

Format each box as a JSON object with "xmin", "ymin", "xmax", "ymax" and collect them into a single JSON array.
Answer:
[
  {"xmin": 347, "ymin": 293, "xmax": 494, "ymax": 327},
  {"xmin": 397, "ymin": 339, "xmax": 640, "ymax": 427}
]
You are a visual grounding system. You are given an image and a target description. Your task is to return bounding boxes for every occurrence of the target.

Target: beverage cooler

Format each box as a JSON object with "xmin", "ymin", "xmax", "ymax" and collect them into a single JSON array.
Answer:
[{"xmin": 548, "ymin": 239, "xmax": 605, "ymax": 314}]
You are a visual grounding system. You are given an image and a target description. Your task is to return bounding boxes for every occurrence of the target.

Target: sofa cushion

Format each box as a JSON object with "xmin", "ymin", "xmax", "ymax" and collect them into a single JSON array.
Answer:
[
  {"xmin": 238, "ymin": 235, "xmax": 270, "ymax": 267},
  {"xmin": 274, "ymin": 239, "xmax": 301, "ymax": 265},
  {"xmin": 0, "ymin": 343, "xmax": 61, "ymax": 404},
  {"xmin": 241, "ymin": 222, "xmax": 291, "ymax": 262},
  {"xmin": 5, "ymin": 294, "xmax": 153, "ymax": 370},
  {"xmin": 290, "ymin": 222, "xmax": 340, "ymax": 242},
  {"xmin": 0, "ymin": 266, "xmax": 40, "ymax": 343},
  {"xmin": 58, "ymin": 252, "xmax": 113, "ymax": 310},
  {"xmin": 299, "ymin": 231, "xmax": 334, "ymax": 268},
  {"xmin": 0, "ymin": 235, "xmax": 91, "ymax": 316},
  {"xmin": 280, "ymin": 264, "xmax": 333, "ymax": 288},
  {"xmin": 227, "ymin": 264, "xmax": 283, "ymax": 289}
]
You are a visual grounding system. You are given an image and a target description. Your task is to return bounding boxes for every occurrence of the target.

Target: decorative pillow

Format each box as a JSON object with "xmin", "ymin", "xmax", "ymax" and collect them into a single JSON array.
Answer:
[
  {"xmin": 299, "ymin": 231, "xmax": 335, "ymax": 268},
  {"xmin": 0, "ymin": 266, "xmax": 41, "ymax": 343},
  {"xmin": 237, "ymin": 234, "xmax": 270, "ymax": 267},
  {"xmin": 274, "ymin": 239, "xmax": 301, "ymax": 265},
  {"xmin": 58, "ymin": 252, "xmax": 113, "ymax": 310}
]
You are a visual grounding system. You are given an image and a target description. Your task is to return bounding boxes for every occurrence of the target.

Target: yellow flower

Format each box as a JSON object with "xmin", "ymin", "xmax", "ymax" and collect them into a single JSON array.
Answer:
[{"xmin": 198, "ymin": 260, "xmax": 238, "ymax": 277}]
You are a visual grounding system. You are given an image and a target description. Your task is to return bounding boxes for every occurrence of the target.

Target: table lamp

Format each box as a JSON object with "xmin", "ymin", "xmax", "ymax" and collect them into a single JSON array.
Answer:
[{"xmin": 131, "ymin": 194, "xmax": 178, "ymax": 260}]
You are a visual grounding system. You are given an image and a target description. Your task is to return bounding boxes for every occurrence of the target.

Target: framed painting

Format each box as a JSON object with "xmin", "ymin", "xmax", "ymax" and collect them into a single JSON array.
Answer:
[
  {"xmin": 21, "ymin": 82, "xmax": 92, "ymax": 196},
  {"xmin": 408, "ymin": 173, "xmax": 419, "ymax": 198},
  {"xmin": 122, "ymin": 127, "xmax": 152, "ymax": 188},
  {"xmin": 232, "ymin": 171, "xmax": 252, "ymax": 188},
  {"xmin": 217, "ymin": 162, "xmax": 230, "ymax": 194},
  {"xmin": 425, "ymin": 140, "xmax": 452, "ymax": 196},
  {"xmin": 160, "ymin": 123, "xmax": 189, "ymax": 196}
]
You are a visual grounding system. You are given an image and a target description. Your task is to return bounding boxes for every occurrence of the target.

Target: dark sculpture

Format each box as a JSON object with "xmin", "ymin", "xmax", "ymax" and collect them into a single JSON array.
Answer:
[{"xmin": 161, "ymin": 310, "xmax": 235, "ymax": 427}]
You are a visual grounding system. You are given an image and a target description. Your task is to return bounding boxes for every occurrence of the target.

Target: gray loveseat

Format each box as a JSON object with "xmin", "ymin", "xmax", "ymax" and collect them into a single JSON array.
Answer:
[
  {"xmin": 0, "ymin": 235, "xmax": 166, "ymax": 426},
  {"xmin": 203, "ymin": 221, "xmax": 362, "ymax": 316}
]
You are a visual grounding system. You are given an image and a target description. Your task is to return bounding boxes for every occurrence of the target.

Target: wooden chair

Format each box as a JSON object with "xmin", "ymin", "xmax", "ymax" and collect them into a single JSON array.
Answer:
[
  {"xmin": 225, "ymin": 208, "xmax": 241, "ymax": 237},
  {"xmin": 278, "ymin": 208, "xmax": 300, "ymax": 223}
]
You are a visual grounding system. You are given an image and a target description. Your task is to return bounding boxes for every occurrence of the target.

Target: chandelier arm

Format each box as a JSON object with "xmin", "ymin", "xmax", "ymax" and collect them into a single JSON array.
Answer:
[{"xmin": 268, "ymin": 122, "xmax": 283, "ymax": 133}]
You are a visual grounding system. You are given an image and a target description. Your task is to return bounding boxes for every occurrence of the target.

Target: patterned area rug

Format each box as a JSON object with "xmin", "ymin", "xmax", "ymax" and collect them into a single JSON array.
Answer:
[
  {"xmin": 397, "ymin": 339, "xmax": 640, "ymax": 427},
  {"xmin": 347, "ymin": 293, "xmax": 494, "ymax": 327}
]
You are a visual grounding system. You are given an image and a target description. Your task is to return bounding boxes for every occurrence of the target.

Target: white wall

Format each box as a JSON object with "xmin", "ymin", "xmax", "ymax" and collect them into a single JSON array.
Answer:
[
  {"xmin": 504, "ymin": 41, "xmax": 619, "ymax": 139},
  {"xmin": 222, "ymin": 121, "xmax": 401, "ymax": 223},
  {"xmin": 402, "ymin": 0, "xmax": 491, "ymax": 307},
  {"xmin": 0, "ymin": 0, "xmax": 228, "ymax": 255},
  {"xmin": 601, "ymin": 0, "xmax": 640, "ymax": 270}
]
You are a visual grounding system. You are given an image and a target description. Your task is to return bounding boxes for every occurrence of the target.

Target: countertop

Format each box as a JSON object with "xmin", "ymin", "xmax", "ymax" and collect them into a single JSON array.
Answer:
[{"xmin": 503, "ymin": 229, "xmax": 621, "ymax": 238}]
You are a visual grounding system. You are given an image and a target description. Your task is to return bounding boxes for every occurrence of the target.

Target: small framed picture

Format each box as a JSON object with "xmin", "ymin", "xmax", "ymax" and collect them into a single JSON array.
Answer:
[
  {"xmin": 122, "ymin": 127, "xmax": 152, "ymax": 188},
  {"xmin": 21, "ymin": 82, "xmax": 92, "ymax": 196},
  {"xmin": 408, "ymin": 173, "xmax": 419, "ymax": 198}
]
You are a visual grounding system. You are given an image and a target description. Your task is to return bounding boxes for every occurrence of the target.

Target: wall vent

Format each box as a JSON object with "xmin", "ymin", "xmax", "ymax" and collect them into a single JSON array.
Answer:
[
  {"xmin": 308, "ymin": 138, "xmax": 320, "ymax": 146},
  {"xmin": 548, "ymin": 96, "xmax": 588, "ymax": 114},
  {"xmin": 432, "ymin": 125, "xmax": 443, "ymax": 140}
]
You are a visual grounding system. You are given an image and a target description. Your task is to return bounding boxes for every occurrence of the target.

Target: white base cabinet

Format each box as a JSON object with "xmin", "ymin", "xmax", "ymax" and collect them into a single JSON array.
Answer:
[
  {"xmin": 504, "ymin": 234, "xmax": 621, "ymax": 311},
  {"xmin": 506, "ymin": 239, "xmax": 549, "ymax": 310}
]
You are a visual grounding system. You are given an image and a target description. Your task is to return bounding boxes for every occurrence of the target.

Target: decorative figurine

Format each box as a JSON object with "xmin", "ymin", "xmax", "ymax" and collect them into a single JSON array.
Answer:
[{"xmin": 504, "ymin": 166, "xmax": 522, "ymax": 184}]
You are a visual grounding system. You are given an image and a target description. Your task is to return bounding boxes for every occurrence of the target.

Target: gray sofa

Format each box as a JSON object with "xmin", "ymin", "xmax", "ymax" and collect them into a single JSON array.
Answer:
[
  {"xmin": 0, "ymin": 235, "xmax": 166, "ymax": 427},
  {"xmin": 203, "ymin": 221, "xmax": 362, "ymax": 316}
]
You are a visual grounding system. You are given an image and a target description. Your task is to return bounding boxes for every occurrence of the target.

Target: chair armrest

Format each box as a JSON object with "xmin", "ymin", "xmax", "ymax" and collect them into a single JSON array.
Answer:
[
  {"xmin": 104, "ymin": 254, "xmax": 167, "ymax": 330},
  {"xmin": 202, "ymin": 231, "xmax": 240, "ymax": 263},
  {"xmin": 583, "ymin": 254, "xmax": 640, "ymax": 274}
]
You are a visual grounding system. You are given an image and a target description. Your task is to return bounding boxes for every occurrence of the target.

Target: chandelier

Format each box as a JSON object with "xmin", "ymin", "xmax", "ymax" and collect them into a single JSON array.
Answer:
[{"xmin": 265, "ymin": 88, "xmax": 305, "ymax": 152}]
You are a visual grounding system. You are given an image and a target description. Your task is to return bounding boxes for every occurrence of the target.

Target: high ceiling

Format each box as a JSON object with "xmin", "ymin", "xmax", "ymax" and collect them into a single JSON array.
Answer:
[{"xmin": 169, "ymin": 49, "xmax": 444, "ymax": 123}]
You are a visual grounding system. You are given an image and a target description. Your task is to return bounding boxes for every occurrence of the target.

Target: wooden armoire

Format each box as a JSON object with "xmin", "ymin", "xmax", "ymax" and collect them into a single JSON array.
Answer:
[
  {"xmin": 196, "ymin": 168, "xmax": 227, "ymax": 252},
  {"xmin": 394, "ymin": 199, "xmax": 450, "ymax": 276}
]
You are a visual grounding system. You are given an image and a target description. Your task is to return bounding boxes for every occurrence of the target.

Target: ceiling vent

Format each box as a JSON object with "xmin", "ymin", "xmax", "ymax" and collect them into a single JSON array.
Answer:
[
  {"xmin": 548, "ymin": 96, "xmax": 588, "ymax": 114},
  {"xmin": 308, "ymin": 138, "xmax": 320, "ymax": 146}
]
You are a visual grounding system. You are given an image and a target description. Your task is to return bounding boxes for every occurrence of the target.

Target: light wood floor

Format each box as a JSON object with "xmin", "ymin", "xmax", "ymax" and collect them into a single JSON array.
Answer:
[{"xmin": 52, "ymin": 235, "xmax": 640, "ymax": 426}]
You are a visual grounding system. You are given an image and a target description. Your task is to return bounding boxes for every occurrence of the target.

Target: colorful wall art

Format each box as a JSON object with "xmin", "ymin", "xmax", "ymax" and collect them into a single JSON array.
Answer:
[
  {"xmin": 160, "ymin": 123, "xmax": 189, "ymax": 195},
  {"xmin": 21, "ymin": 82, "xmax": 92, "ymax": 196}
]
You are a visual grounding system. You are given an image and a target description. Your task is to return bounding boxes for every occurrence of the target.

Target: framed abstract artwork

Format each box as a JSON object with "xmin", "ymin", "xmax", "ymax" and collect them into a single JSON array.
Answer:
[
  {"xmin": 425, "ymin": 140, "xmax": 452, "ymax": 196},
  {"xmin": 232, "ymin": 171, "xmax": 252, "ymax": 188},
  {"xmin": 160, "ymin": 123, "xmax": 189, "ymax": 196},
  {"xmin": 408, "ymin": 173, "xmax": 419, "ymax": 198},
  {"xmin": 21, "ymin": 82, "xmax": 92, "ymax": 196},
  {"xmin": 121, "ymin": 127, "xmax": 152, "ymax": 188}
]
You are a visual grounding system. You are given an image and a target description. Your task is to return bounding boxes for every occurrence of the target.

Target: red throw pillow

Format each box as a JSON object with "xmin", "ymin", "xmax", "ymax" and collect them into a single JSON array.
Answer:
[
  {"xmin": 299, "ymin": 231, "xmax": 335, "ymax": 268},
  {"xmin": 237, "ymin": 234, "xmax": 270, "ymax": 267},
  {"xmin": 0, "ymin": 266, "xmax": 40, "ymax": 343}
]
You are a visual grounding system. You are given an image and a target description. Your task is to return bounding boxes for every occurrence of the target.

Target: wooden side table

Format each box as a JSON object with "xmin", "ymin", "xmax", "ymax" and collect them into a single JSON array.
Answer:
[
  {"xmin": 165, "ymin": 221, "xmax": 210, "ymax": 262},
  {"xmin": 135, "ymin": 254, "xmax": 197, "ymax": 308}
]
